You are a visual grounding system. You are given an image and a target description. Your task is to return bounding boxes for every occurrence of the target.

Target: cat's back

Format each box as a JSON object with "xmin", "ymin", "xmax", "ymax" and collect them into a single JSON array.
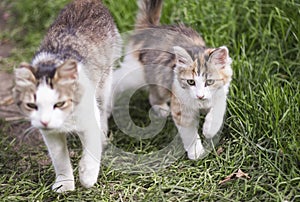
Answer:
[
  {"xmin": 38, "ymin": 0, "xmax": 120, "ymax": 61},
  {"xmin": 51, "ymin": 0, "xmax": 116, "ymax": 40}
]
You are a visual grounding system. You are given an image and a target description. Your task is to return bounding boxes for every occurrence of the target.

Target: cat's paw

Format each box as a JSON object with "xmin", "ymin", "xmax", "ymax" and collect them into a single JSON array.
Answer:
[
  {"xmin": 152, "ymin": 104, "xmax": 170, "ymax": 118},
  {"xmin": 186, "ymin": 139, "xmax": 206, "ymax": 160},
  {"xmin": 79, "ymin": 159, "xmax": 100, "ymax": 188},
  {"xmin": 52, "ymin": 180, "xmax": 75, "ymax": 193}
]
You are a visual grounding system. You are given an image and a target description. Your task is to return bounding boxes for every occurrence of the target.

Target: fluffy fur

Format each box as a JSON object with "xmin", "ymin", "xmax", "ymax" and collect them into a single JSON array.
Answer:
[
  {"xmin": 113, "ymin": 0, "xmax": 232, "ymax": 160},
  {"xmin": 14, "ymin": 0, "xmax": 121, "ymax": 192}
]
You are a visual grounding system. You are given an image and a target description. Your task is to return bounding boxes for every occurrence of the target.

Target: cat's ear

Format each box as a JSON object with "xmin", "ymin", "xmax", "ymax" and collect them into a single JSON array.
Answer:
[
  {"xmin": 14, "ymin": 62, "xmax": 36, "ymax": 88},
  {"xmin": 54, "ymin": 60, "xmax": 78, "ymax": 85},
  {"xmin": 173, "ymin": 46, "xmax": 193, "ymax": 68},
  {"xmin": 206, "ymin": 46, "xmax": 231, "ymax": 68}
]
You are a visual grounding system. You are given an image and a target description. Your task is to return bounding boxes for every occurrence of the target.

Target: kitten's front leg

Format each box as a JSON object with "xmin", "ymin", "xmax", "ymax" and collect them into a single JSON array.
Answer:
[
  {"xmin": 41, "ymin": 131, "xmax": 74, "ymax": 192},
  {"xmin": 203, "ymin": 90, "xmax": 227, "ymax": 139},
  {"xmin": 177, "ymin": 124, "xmax": 206, "ymax": 160},
  {"xmin": 171, "ymin": 97, "xmax": 206, "ymax": 160}
]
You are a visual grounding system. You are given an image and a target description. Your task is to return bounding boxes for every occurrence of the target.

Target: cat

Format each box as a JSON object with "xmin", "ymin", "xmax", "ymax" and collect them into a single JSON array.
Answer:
[
  {"xmin": 113, "ymin": 0, "xmax": 232, "ymax": 160},
  {"xmin": 13, "ymin": 0, "xmax": 121, "ymax": 192}
]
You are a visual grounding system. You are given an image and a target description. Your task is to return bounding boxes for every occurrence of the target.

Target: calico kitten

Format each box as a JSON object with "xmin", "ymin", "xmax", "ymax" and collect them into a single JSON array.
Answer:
[
  {"xmin": 113, "ymin": 0, "xmax": 232, "ymax": 160},
  {"xmin": 14, "ymin": 0, "xmax": 121, "ymax": 192}
]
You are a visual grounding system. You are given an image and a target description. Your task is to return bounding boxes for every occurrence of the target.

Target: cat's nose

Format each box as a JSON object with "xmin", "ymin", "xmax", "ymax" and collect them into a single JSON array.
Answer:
[
  {"xmin": 197, "ymin": 95, "xmax": 205, "ymax": 100},
  {"xmin": 40, "ymin": 121, "xmax": 49, "ymax": 127}
]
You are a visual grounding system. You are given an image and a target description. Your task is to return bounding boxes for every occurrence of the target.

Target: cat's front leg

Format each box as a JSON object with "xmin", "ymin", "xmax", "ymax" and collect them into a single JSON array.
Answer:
[
  {"xmin": 78, "ymin": 128, "xmax": 103, "ymax": 188},
  {"xmin": 77, "ymin": 104, "xmax": 103, "ymax": 188},
  {"xmin": 41, "ymin": 131, "xmax": 74, "ymax": 192},
  {"xmin": 96, "ymin": 69, "xmax": 112, "ymax": 136},
  {"xmin": 202, "ymin": 90, "xmax": 227, "ymax": 139}
]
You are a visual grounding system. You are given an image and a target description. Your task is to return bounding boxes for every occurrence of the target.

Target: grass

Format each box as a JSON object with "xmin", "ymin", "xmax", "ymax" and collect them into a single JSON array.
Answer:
[{"xmin": 0, "ymin": 0, "xmax": 299, "ymax": 201}]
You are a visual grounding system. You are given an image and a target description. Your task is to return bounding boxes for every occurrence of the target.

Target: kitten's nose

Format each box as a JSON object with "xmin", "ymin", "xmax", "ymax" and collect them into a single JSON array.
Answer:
[
  {"xmin": 197, "ymin": 95, "xmax": 205, "ymax": 100},
  {"xmin": 40, "ymin": 121, "xmax": 49, "ymax": 127}
]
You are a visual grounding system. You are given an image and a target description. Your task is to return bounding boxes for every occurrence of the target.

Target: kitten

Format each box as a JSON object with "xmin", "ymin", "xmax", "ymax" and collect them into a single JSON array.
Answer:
[
  {"xmin": 113, "ymin": 0, "xmax": 232, "ymax": 160},
  {"xmin": 14, "ymin": 0, "xmax": 121, "ymax": 192}
]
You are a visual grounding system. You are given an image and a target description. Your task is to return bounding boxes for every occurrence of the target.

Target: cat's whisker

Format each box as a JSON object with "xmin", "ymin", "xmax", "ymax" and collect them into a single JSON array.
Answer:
[{"xmin": 21, "ymin": 126, "xmax": 38, "ymax": 142}]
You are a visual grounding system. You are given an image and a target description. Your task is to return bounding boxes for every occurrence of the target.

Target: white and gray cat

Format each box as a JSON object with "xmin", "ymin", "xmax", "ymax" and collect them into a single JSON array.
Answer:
[
  {"xmin": 113, "ymin": 0, "xmax": 233, "ymax": 160},
  {"xmin": 14, "ymin": 0, "xmax": 121, "ymax": 192}
]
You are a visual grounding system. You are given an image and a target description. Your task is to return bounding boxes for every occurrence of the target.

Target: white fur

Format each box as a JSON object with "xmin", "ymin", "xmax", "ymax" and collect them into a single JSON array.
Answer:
[
  {"xmin": 36, "ymin": 63, "xmax": 104, "ymax": 192},
  {"xmin": 31, "ymin": 82, "xmax": 66, "ymax": 129},
  {"xmin": 202, "ymin": 86, "xmax": 228, "ymax": 139},
  {"xmin": 111, "ymin": 53, "xmax": 147, "ymax": 115},
  {"xmin": 191, "ymin": 77, "xmax": 211, "ymax": 100},
  {"xmin": 32, "ymin": 52, "xmax": 63, "ymax": 67},
  {"xmin": 176, "ymin": 123, "xmax": 206, "ymax": 160},
  {"xmin": 112, "ymin": 53, "xmax": 146, "ymax": 95}
]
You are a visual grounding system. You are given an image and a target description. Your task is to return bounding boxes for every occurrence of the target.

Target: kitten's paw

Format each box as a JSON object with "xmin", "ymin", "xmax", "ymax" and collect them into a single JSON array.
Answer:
[
  {"xmin": 203, "ymin": 113, "xmax": 224, "ymax": 139},
  {"xmin": 203, "ymin": 131, "xmax": 215, "ymax": 139},
  {"xmin": 79, "ymin": 160, "xmax": 100, "ymax": 188},
  {"xmin": 52, "ymin": 180, "xmax": 75, "ymax": 193},
  {"xmin": 186, "ymin": 139, "xmax": 206, "ymax": 160},
  {"xmin": 203, "ymin": 121, "xmax": 216, "ymax": 139},
  {"xmin": 152, "ymin": 104, "xmax": 170, "ymax": 118}
]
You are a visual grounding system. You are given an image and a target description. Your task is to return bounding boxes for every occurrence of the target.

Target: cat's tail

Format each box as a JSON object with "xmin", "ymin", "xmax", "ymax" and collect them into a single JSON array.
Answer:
[{"xmin": 135, "ymin": 0, "xmax": 163, "ymax": 29}]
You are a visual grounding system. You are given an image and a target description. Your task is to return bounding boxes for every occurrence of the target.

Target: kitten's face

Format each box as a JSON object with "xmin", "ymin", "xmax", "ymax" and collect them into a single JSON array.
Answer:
[
  {"xmin": 14, "ymin": 60, "xmax": 82, "ymax": 130},
  {"xmin": 173, "ymin": 46, "xmax": 232, "ymax": 100}
]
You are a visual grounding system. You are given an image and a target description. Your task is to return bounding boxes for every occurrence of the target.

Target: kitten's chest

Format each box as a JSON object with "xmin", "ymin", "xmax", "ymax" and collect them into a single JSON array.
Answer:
[{"xmin": 197, "ymin": 99, "xmax": 211, "ymax": 110}]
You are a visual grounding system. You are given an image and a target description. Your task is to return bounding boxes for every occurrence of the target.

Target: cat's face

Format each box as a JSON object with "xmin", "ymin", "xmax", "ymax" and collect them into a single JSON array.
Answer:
[
  {"xmin": 173, "ymin": 46, "xmax": 232, "ymax": 100},
  {"xmin": 14, "ymin": 60, "xmax": 82, "ymax": 130}
]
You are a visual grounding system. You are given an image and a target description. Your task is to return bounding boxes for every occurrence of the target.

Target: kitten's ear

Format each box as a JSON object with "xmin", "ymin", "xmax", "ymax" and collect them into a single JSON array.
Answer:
[
  {"xmin": 207, "ymin": 46, "xmax": 231, "ymax": 68},
  {"xmin": 14, "ymin": 62, "xmax": 36, "ymax": 88},
  {"xmin": 54, "ymin": 60, "xmax": 78, "ymax": 85},
  {"xmin": 173, "ymin": 46, "xmax": 193, "ymax": 68}
]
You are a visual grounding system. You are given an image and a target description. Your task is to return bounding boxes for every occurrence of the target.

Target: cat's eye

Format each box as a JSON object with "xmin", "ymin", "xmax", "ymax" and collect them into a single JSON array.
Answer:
[
  {"xmin": 205, "ymin": 79, "xmax": 215, "ymax": 86},
  {"xmin": 187, "ymin": 79, "xmax": 195, "ymax": 86},
  {"xmin": 54, "ymin": 101, "xmax": 66, "ymax": 108},
  {"xmin": 26, "ymin": 103, "xmax": 38, "ymax": 110}
]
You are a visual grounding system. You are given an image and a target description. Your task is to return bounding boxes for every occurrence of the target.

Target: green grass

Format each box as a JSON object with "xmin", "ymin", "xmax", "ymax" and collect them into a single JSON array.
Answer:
[{"xmin": 0, "ymin": 0, "xmax": 299, "ymax": 201}]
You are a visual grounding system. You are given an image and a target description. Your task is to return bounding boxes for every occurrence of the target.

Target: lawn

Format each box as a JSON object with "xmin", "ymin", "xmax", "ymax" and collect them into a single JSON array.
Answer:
[{"xmin": 0, "ymin": 0, "xmax": 299, "ymax": 201}]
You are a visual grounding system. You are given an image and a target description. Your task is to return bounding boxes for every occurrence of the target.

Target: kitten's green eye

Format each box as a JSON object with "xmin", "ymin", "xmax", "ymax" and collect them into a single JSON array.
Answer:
[
  {"xmin": 54, "ymin": 101, "xmax": 66, "ymax": 108},
  {"xmin": 187, "ymin": 79, "xmax": 195, "ymax": 86},
  {"xmin": 26, "ymin": 103, "xmax": 38, "ymax": 110},
  {"xmin": 205, "ymin": 79, "xmax": 215, "ymax": 86}
]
